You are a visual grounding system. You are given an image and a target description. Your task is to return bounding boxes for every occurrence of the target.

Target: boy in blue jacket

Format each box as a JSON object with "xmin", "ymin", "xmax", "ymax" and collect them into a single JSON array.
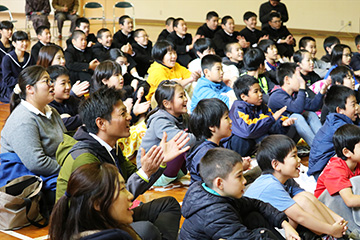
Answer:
[{"xmin": 308, "ymin": 85, "xmax": 357, "ymax": 179}]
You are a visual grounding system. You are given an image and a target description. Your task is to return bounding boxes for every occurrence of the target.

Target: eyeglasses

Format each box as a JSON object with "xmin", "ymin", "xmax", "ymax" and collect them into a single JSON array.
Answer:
[{"xmin": 38, "ymin": 78, "xmax": 53, "ymax": 86}]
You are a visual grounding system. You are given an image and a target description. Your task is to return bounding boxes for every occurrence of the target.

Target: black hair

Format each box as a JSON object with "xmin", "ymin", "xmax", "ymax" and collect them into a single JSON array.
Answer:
[
  {"xmin": 108, "ymin": 48, "xmax": 127, "ymax": 61},
  {"xmin": 355, "ymin": 35, "xmax": 360, "ymax": 46},
  {"xmin": 268, "ymin": 12, "xmax": 281, "ymax": 22},
  {"xmin": 75, "ymin": 17, "xmax": 89, "ymax": 28},
  {"xmin": 173, "ymin": 18, "xmax": 184, "ymax": 29},
  {"xmin": 233, "ymin": 75, "xmax": 259, "ymax": 100},
  {"xmin": 243, "ymin": 11, "xmax": 257, "ymax": 21},
  {"xmin": 293, "ymin": 49, "xmax": 309, "ymax": 64},
  {"xmin": 189, "ymin": 98, "xmax": 229, "ymax": 140},
  {"xmin": 257, "ymin": 135, "xmax": 296, "ymax": 174},
  {"xmin": 200, "ymin": 148, "xmax": 243, "ymax": 188},
  {"xmin": 91, "ymin": 60, "xmax": 122, "ymax": 92},
  {"xmin": 0, "ymin": 20, "xmax": 14, "ymax": 30},
  {"xmin": 221, "ymin": 15, "xmax": 233, "ymax": 25},
  {"xmin": 324, "ymin": 85, "xmax": 355, "ymax": 113},
  {"xmin": 47, "ymin": 65, "xmax": 69, "ymax": 83},
  {"xmin": 12, "ymin": 31, "xmax": 29, "ymax": 42},
  {"xmin": 36, "ymin": 25, "xmax": 50, "ymax": 36},
  {"xmin": 299, "ymin": 36, "xmax": 315, "ymax": 50},
  {"xmin": 72, "ymin": 30, "xmax": 85, "ymax": 40},
  {"xmin": 331, "ymin": 44, "xmax": 352, "ymax": 66},
  {"xmin": 323, "ymin": 36, "xmax": 340, "ymax": 53},
  {"xmin": 206, "ymin": 11, "xmax": 219, "ymax": 20},
  {"xmin": 330, "ymin": 66, "xmax": 353, "ymax": 85},
  {"xmin": 224, "ymin": 42, "xmax": 240, "ymax": 55},
  {"xmin": 133, "ymin": 28, "xmax": 146, "ymax": 38},
  {"xmin": 258, "ymin": 39, "xmax": 276, "ymax": 54},
  {"xmin": 151, "ymin": 40, "xmax": 175, "ymax": 62},
  {"xmin": 119, "ymin": 15, "xmax": 132, "ymax": 25},
  {"xmin": 79, "ymin": 86, "xmax": 124, "ymax": 134},
  {"xmin": 243, "ymin": 47, "xmax": 265, "ymax": 71},
  {"xmin": 276, "ymin": 62, "xmax": 297, "ymax": 86},
  {"xmin": 193, "ymin": 38, "xmax": 214, "ymax": 57},
  {"xmin": 201, "ymin": 54, "xmax": 222, "ymax": 74},
  {"xmin": 96, "ymin": 28, "xmax": 111, "ymax": 39},
  {"xmin": 333, "ymin": 124, "xmax": 360, "ymax": 160},
  {"xmin": 165, "ymin": 17, "xmax": 175, "ymax": 26}
]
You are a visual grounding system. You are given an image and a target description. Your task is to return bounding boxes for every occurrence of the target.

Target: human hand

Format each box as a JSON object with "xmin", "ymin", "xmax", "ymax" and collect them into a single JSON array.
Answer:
[
  {"xmin": 89, "ymin": 59, "xmax": 100, "ymax": 70},
  {"xmin": 36, "ymin": 12, "xmax": 42, "ymax": 15},
  {"xmin": 282, "ymin": 117, "xmax": 296, "ymax": 126},
  {"xmin": 71, "ymin": 80, "xmax": 89, "ymax": 97},
  {"xmin": 258, "ymin": 35, "xmax": 269, "ymax": 42},
  {"xmin": 132, "ymin": 98, "xmax": 150, "ymax": 116},
  {"xmin": 237, "ymin": 36, "xmax": 250, "ymax": 49},
  {"xmin": 71, "ymin": 10, "xmax": 76, "ymax": 15},
  {"xmin": 354, "ymin": 70, "xmax": 360, "ymax": 77},
  {"xmin": 121, "ymin": 43, "xmax": 133, "ymax": 55},
  {"xmin": 273, "ymin": 106, "xmax": 287, "ymax": 121},
  {"xmin": 320, "ymin": 78, "xmax": 331, "ymax": 95},
  {"xmin": 140, "ymin": 146, "xmax": 164, "ymax": 177},
  {"xmin": 282, "ymin": 221, "xmax": 300, "ymax": 240},
  {"xmin": 191, "ymin": 70, "xmax": 201, "ymax": 82},
  {"xmin": 160, "ymin": 131, "xmax": 190, "ymax": 163},
  {"xmin": 285, "ymin": 35, "xmax": 294, "ymax": 45},
  {"xmin": 330, "ymin": 218, "xmax": 348, "ymax": 238},
  {"xmin": 87, "ymin": 41, "xmax": 95, "ymax": 47},
  {"xmin": 242, "ymin": 156, "xmax": 251, "ymax": 170}
]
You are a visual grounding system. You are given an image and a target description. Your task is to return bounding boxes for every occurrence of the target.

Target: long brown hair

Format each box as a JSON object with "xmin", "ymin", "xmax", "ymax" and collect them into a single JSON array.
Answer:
[
  {"xmin": 49, "ymin": 163, "xmax": 140, "ymax": 240},
  {"xmin": 37, "ymin": 45, "xmax": 64, "ymax": 68}
]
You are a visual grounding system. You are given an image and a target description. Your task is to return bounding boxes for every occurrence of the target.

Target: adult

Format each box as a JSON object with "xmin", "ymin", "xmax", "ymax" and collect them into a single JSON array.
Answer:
[
  {"xmin": 52, "ymin": 0, "xmax": 79, "ymax": 38},
  {"xmin": 25, "ymin": 0, "xmax": 51, "ymax": 30},
  {"xmin": 259, "ymin": 0, "xmax": 289, "ymax": 30}
]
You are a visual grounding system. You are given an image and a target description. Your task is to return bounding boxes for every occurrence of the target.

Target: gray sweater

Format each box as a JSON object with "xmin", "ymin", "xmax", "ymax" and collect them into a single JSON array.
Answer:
[{"xmin": 1, "ymin": 103, "xmax": 66, "ymax": 176}]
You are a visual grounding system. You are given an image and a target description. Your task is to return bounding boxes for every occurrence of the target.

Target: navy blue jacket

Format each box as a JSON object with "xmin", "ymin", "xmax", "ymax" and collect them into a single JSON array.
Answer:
[{"xmin": 0, "ymin": 40, "xmax": 12, "ymax": 81}]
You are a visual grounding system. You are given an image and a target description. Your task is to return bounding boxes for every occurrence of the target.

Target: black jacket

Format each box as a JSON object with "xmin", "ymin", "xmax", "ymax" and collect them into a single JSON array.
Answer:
[
  {"xmin": 213, "ymin": 29, "xmax": 240, "ymax": 57},
  {"xmin": 113, "ymin": 30, "xmax": 135, "ymax": 49},
  {"xmin": 131, "ymin": 41, "xmax": 153, "ymax": 77},
  {"xmin": 239, "ymin": 27, "xmax": 265, "ymax": 46},
  {"xmin": 195, "ymin": 23, "xmax": 221, "ymax": 39},
  {"xmin": 166, "ymin": 32, "xmax": 194, "ymax": 67},
  {"xmin": 157, "ymin": 29, "xmax": 170, "ymax": 42}
]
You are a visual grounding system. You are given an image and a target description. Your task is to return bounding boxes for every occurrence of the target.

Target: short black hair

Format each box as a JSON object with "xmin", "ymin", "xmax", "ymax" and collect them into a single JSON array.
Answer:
[
  {"xmin": 276, "ymin": 62, "xmax": 297, "ymax": 86},
  {"xmin": 47, "ymin": 65, "xmax": 69, "ymax": 82},
  {"xmin": 333, "ymin": 124, "xmax": 360, "ymax": 160},
  {"xmin": 173, "ymin": 18, "xmax": 184, "ymax": 29},
  {"xmin": 193, "ymin": 38, "xmax": 214, "ymax": 57},
  {"xmin": 151, "ymin": 40, "xmax": 175, "ymax": 62},
  {"xmin": 36, "ymin": 25, "xmax": 50, "ymax": 36},
  {"xmin": 355, "ymin": 35, "xmax": 360, "ymax": 46},
  {"xmin": 12, "ymin": 31, "xmax": 29, "ymax": 42},
  {"xmin": 325, "ymin": 85, "xmax": 355, "ymax": 113},
  {"xmin": 190, "ymin": 98, "xmax": 229, "ymax": 140},
  {"xmin": 200, "ymin": 148, "xmax": 243, "ymax": 188},
  {"xmin": 201, "ymin": 54, "xmax": 222, "ymax": 74},
  {"xmin": 243, "ymin": 11, "xmax": 257, "ymax": 21},
  {"xmin": 257, "ymin": 135, "xmax": 296, "ymax": 174},
  {"xmin": 96, "ymin": 28, "xmax": 110, "ymax": 39},
  {"xmin": 0, "ymin": 20, "xmax": 13, "ymax": 30},
  {"xmin": 221, "ymin": 15, "xmax": 233, "ymax": 25},
  {"xmin": 293, "ymin": 49, "xmax": 309, "ymax": 64},
  {"xmin": 133, "ymin": 28, "xmax": 146, "ymax": 38},
  {"xmin": 323, "ymin": 36, "xmax": 340, "ymax": 53},
  {"xmin": 243, "ymin": 47, "xmax": 265, "ymax": 71},
  {"xmin": 165, "ymin": 17, "xmax": 175, "ymax": 26},
  {"xmin": 233, "ymin": 75, "xmax": 259, "ymax": 100},
  {"xmin": 75, "ymin": 17, "xmax": 89, "ymax": 28},
  {"xmin": 119, "ymin": 15, "xmax": 131, "ymax": 25},
  {"xmin": 268, "ymin": 12, "xmax": 281, "ymax": 22},
  {"xmin": 330, "ymin": 66, "xmax": 353, "ymax": 85},
  {"xmin": 258, "ymin": 39, "xmax": 276, "ymax": 54},
  {"xmin": 92, "ymin": 60, "xmax": 122, "ymax": 92},
  {"xmin": 72, "ymin": 30, "xmax": 86, "ymax": 40},
  {"xmin": 298, "ymin": 36, "xmax": 315, "ymax": 50},
  {"xmin": 206, "ymin": 11, "xmax": 219, "ymax": 20},
  {"xmin": 79, "ymin": 86, "xmax": 124, "ymax": 134},
  {"xmin": 331, "ymin": 44, "xmax": 351, "ymax": 66},
  {"xmin": 224, "ymin": 42, "xmax": 240, "ymax": 55}
]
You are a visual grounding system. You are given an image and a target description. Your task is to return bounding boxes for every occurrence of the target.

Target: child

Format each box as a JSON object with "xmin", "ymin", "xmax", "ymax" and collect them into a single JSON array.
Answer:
[
  {"xmin": 48, "ymin": 65, "xmax": 89, "ymax": 131},
  {"xmin": 299, "ymin": 36, "xmax": 330, "ymax": 78},
  {"xmin": 31, "ymin": 26, "xmax": 56, "ymax": 61},
  {"xmin": 190, "ymin": 54, "xmax": 233, "ymax": 112},
  {"xmin": 131, "ymin": 28, "xmax": 153, "ymax": 78},
  {"xmin": 92, "ymin": 28, "xmax": 116, "ymax": 62},
  {"xmin": 188, "ymin": 38, "xmax": 215, "ymax": 75},
  {"xmin": 308, "ymin": 85, "xmax": 357, "ymax": 179},
  {"xmin": 137, "ymin": 80, "xmax": 196, "ymax": 186},
  {"xmin": 187, "ymin": 98, "xmax": 232, "ymax": 183},
  {"xmin": 1, "ymin": 31, "xmax": 35, "ymax": 103},
  {"xmin": 157, "ymin": 17, "xmax": 174, "ymax": 41},
  {"xmin": 268, "ymin": 63, "xmax": 328, "ymax": 146},
  {"xmin": 66, "ymin": 17, "xmax": 97, "ymax": 48},
  {"xmin": 245, "ymin": 135, "xmax": 348, "ymax": 239},
  {"xmin": 350, "ymin": 34, "xmax": 360, "ymax": 71},
  {"xmin": 195, "ymin": 11, "xmax": 221, "ymax": 39},
  {"xmin": 37, "ymin": 45, "xmax": 65, "ymax": 67},
  {"xmin": 258, "ymin": 39, "xmax": 280, "ymax": 72},
  {"xmin": 113, "ymin": 15, "xmax": 134, "ymax": 55},
  {"xmin": 226, "ymin": 74, "xmax": 294, "ymax": 156},
  {"xmin": 239, "ymin": 11, "xmax": 268, "ymax": 47},
  {"xmin": 0, "ymin": 21, "xmax": 13, "ymax": 80},
  {"xmin": 166, "ymin": 18, "xmax": 196, "ymax": 67},
  {"xmin": 180, "ymin": 147, "xmax": 300, "ymax": 240},
  {"xmin": 315, "ymin": 124, "xmax": 360, "ymax": 233},
  {"xmin": 321, "ymin": 36, "xmax": 340, "ymax": 63},
  {"xmin": 64, "ymin": 30, "xmax": 99, "ymax": 83},
  {"xmin": 222, "ymin": 42, "xmax": 243, "ymax": 72}
]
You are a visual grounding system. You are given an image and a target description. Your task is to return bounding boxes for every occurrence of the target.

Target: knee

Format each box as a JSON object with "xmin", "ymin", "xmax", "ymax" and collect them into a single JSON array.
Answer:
[
  {"xmin": 293, "ymin": 192, "xmax": 313, "ymax": 209},
  {"xmin": 160, "ymin": 196, "xmax": 181, "ymax": 213},
  {"xmin": 56, "ymin": 14, "xmax": 66, "ymax": 21}
]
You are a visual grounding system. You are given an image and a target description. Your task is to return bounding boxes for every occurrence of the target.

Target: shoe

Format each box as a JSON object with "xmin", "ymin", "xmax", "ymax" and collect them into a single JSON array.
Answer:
[{"xmin": 58, "ymin": 34, "xmax": 62, "ymax": 39}]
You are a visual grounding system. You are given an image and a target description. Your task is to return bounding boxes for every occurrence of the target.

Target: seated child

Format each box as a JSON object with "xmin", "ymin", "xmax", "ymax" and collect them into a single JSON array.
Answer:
[
  {"xmin": 195, "ymin": 11, "xmax": 221, "ymax": 39},
  {"xmin": 245, "ymin": 135, "xmax": 348, "ymax": 239},
  {"xmin": 131, "ymin": 28, "xmax": 153, "ymax": 78},
  {"xmin": 157, "ymin": 17, "xmax": 174, "ymax": 41},
  {"xmin": 31, "ymin": 26, "xmax": 56, "ymax": 61},
  {"xmin": 180, "ymin": 147, "xmax": 300, "ymax": 240},
  {"xmin": 113, "ymin": 15, "xmax": 135, "ymax": 55},
  {"xmin": 166, "ymin": 18, "xmax": 196, "ymax": 67},
  {"xmin": 64, "ymin": 30, "xmax": 100, "ymax": 83},
  {"xmin": 299, "ymin": 36, "xmax": 330, "ymax": 78},
  {"xmin": 190, "ymin": 54, "xmax": 233, "ymax": 112},
  {"xmin": 321, "ymin": 36, "xmax": 340, "ymax": 63},
  {"xmin": 268, "ymin": 63, "xmax": 328, "ymax": 146},
  {"xmin": 66, "ymin": 17, "xmax": 97, "ymax": 48},
  {"xmin": 92, "ymin": 28, "xmax": 118, "ymax": 62},
  {"xmin": 350, "ymin": 34, "xmax": 360, "ymax": 71},
  {"xmin": 308, "ymin": 85, "xmax": 357, "ymax": 179},
  {"xmin": 188, "ymin": 38, "xmax": 215, "ymax": 76},
  {"xmin": 239, "ymin": 11, "xmax": 268, "ymax": 47},
  {"xmin": 258, "ymin": 39, "xmax": 281, "ymax": 84},
  {"xmin": 222, "ymin": 42, "xmax": 244, "ymax": 73},
  {"xmin": 315, "ymin": 124, "xmax": 360, "ymax": 232},
  {"xmin": 0, "ymin": 21, "xmax": 13, "ymax": 81},
  {"xmin": 187, "ymin": 98, "xmax": 232, "ymax": 183},
  {"xmin": 225, "ymin": 75, "xmax": 295, "ymax": 157},
  {"xmin": 48, "ymin": 65, "xmax": 89, "ymax": 131}
]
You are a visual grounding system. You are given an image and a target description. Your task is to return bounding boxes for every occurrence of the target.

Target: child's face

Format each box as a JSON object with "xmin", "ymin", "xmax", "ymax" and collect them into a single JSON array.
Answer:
[
  {"xmin": 38, "ymin": 29, "xmax": 51, "ymax": 44},
  {"xmin": 52, "ymin": 50, "xmax": 66, "ymax": 66},
  {"xmin": 299, "ymin": 52, "xmax": 314, "ymax": 73},
  {"xmin": 0, "ymin": 28, "xmax": 12, "ymax": 39},
  {"xmin": 174, "ymin": 20, "xmax": 187, "ymax": 36},
  {"xmin": 244, "ymin": 16, "xmax": 257, "ymax": 29},
  {"xmin": 342, "ymin": 48, "xmax": 352, "ymax": 66},
  {"xmin": 227, "ymin": 43, "xmax": 243, "ymax": 63},
  {"xmin": 53, "ymin": 74, "xmax": 71, "ymax": 102},
  {"xmin": 277, "ymin": 147, "xmax": 301, "ymax": 180},
  {"xmin": 287, "ymin": 68, "xmax": 301, "ymax": 92},
  {"xmin": 221, "ymin": 162, "xmax": 246, "ymax": 198},
  {"xmin": 197, "ymin": 47, "xmax": 215, "ymax": 59},
  {"xmin": 120, "ymin": 18, "xmax": 133, "ymax": 33},
  {"xmin": 72, "ymin": 34, "xmax": 87, "ymax": 50},
  {"xmin": 340, "ymin": 95, "xmax": 358, "ymax": 121},
  {"xmin": 115, "ymin": 56, "xmax": 129, "ymax": 74},
  {"xmin": 212, "ymin": 111, "xmax": 232, "ymax": 139},
  {"xmin": 268, "ymin": 17, "xmax": 282, "ymax": 30},
  {"xmin": 102, "ymin": 72, "xmax": 124, "ymax": 90},
  {"xmin": 265, "ymin": 45, "xmax": 278, "ymax": 61},
  {"xmin": 78, "ymin": 23, "xmax": 90, "ymax": 36},
  {"xmin": 343, "ymin": 72, "xmax": 355, "ymax": 90},
  {"xmin": 304, "ymin": 40, "xmax": 317, "ymax": 59},
  {"xmin": 166, "ymin": 21, "xmax": 174, "ymax": 32},
  {"xmin": 205, "ymin": 62, "xmax": 223, "ymax": 83},
  {"xmin": 206, "ymin": 16, "xmax": 219, "ymax": 30},
  {"xmin": 162, "ymin": 50, "xmax": 177, "ymax": 68},
  {"xmin": 222, "ymin": 18, "xmax": 235, "ymax": 34},
  {"xmin": 167, "ymin": 85, "xmax": 188, "ymax": 117},
  {"xmin": 98, "ymin": 31, "xmax": 113, "ymax": 47},
  {"xmin": 13, "ymin": 39, "xmax": 29, "ymax": 52},
  {"xmin": 134, "ymin": 30, "xmax": 149, "ymax": 46},
  {"xmin": 241, "ymin": 83, "xmax": 263, "ymax": 106}
]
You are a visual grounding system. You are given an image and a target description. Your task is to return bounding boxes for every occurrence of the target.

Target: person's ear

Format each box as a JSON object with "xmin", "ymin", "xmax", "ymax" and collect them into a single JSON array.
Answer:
[
  {"xmin": 203, "ymin": 68, "xmax": 210, "ymax": 76},
  {"xmin": 93, "ymin": 200, "xmax": 101, "ymax": 212},
  {"xmin": 284, "ymin": 76, "xmax": 290, "ymax": 85},
  {"xmin": 95, "ymin": 117, "xmax": 107, "ymax": 132},
  {"xmin": 336, "ymin": 106, "xmax": 343, "ymax": 114},
  {"xmin": 326, "ymin": 46, "xmax": 332, "ymax": 54},
  {"xmin": 342, "ymin": 147, "xmax": 352, "ymax": 158},
  {"xmin": 26, "ymin": 84, "xmax": 35, "ymax": 95},
  {"xmin": 209, "ymin": 125, "xmax": 216, "ymax": 133},
  {"xmin": 101, "ymin": 78, "xmax": 108, "ymax": 85},
  {"xmin": 271, "ymin": 159, "xmax": 280, "ymax": 171},
  {"xmin": 162, "ymin": 99, "xmax": 171, "ymax": 110},
  {"xmin": 225, "ymin": 51, "xmax": 232, "ymax": 59},
  {"xmin": 240, "ymin": 93, "xmax": 248, "ymax": 102},
  {"xmin": 213, "ymin": 177, "xmax": 224, "ymax": 190}
]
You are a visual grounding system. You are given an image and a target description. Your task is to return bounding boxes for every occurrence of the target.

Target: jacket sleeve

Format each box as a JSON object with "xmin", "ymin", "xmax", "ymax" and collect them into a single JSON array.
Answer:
[
  {"xmin": 304, "ymin": 92, "xmax": 324, "ymax": 111},
  {"xmin": 259, "ymin": 3, "xmax": 271, "ymax": 24},
  {"xmin": 72, "ymin": 0, "xmax": 79, "ymax": 12},
  {"xmin": 92, "ymin": 46, "xmax": 107, "ymax": 62},
  {"xmin": 65, "ymin": 50, "xmax": 90, "ymax": 72},
  {"xmin": 271, "ymin": 89, "xmax": 306, "ymax": 114},
  {"xmin": 1, "ymin": 56, "xmax": 18, "ymax": 89},
  {"xmin": 280, "ymin": 4, "xmax": 289, "ymax": 23}
]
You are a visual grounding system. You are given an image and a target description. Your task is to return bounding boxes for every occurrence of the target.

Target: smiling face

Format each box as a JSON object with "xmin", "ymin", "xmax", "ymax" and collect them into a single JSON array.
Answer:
[
  {"xmin": 38, "ymin": 28, "xmax": 51, "ymax": 44},
  {"xmin": 102, "ymin": 73, "xmax": 124, "ymax": 90},
  {"xmin": 78, "ymin": 22, "xmax": 90, "ymax": 36},
  {"xmin": 221, "ymin": 162, "xmax": 247, "ymax": 198},
  {"xmin": 105, "ymin": 101, "xmax": 132, "ymax": 139},
  {"xmin": 244, "ymin": 16, "xmax": 257, "ymax": 30},
  {"xmin": 299, "ymin": 52, "xmax": 314, "ymax": 73},
  {"xmin": 51, "ymin": 50, "xmax": 66, "ymax": 66},
  {"xmin": 241, "ymin": 83, "xmax": 263, "ymax": 106},
  {"xmin": 212, "ymin": 111, "xmax": 232, "ymax": 139},
  {"xmin": 174, "ymin": 20, "xmax": 187, "ymax": 36},
  {"xmin": 53, "ymin": 74, "xmax": 71, "ymax": 103},
  {"xmin": 339, "ymin": 95, "xmax": 358, "ymax": 122},
  {"xmin": 165, "ymin": 85, "xmax": 188, "ymax": 117},
  {"xmin": 13, "ymin": 39, "xmax": 29, "ymax": 52},
  {"xmin": 227, "ymin": 43, "xmax": 243, "ymax": 63},
  {"xmin": 134, "ymin": 30, "xmax": 149, "ymax": 46},
  {"xmin": 162, "ymin": 50, "xmax": 177, "ymax": 68},
  {"xmin": 98, "ymin": 31, "xmax": 113, "ymax": 47},
  {"xmin": 304, "ymin": 40, "xmax": 317, "ymax": 59},
  {"xmin": 222, "ymin": 18, "xmax": 235, "ymax": 34},
  {"xmin": 120, "ymin": 18, "xmax": 133, "ymax": 34},
  {"xmin": 276, "ymin": 147, "xmax": 301, "ymax": 180},
  {"xmin": 72, "ymin": 34, "xmax": 87, "ymax": 50},
  {"xmin": 206, "ymin": 16, "xmax": 219, "ymax": 30}
]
